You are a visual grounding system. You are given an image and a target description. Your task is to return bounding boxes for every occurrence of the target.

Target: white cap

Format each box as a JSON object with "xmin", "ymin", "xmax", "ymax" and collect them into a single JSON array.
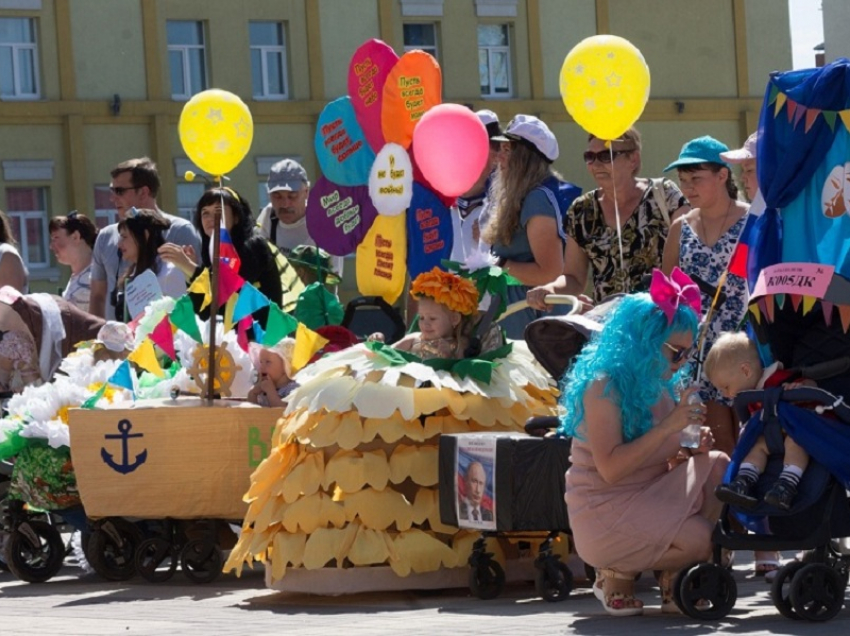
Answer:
[
  {"xmin": 720, "ymin": 132, "xmax": 758, "ymax": 163},
  {"xmin": 494, "ymin": 114, "xmax": 559, "ymax": 162}
]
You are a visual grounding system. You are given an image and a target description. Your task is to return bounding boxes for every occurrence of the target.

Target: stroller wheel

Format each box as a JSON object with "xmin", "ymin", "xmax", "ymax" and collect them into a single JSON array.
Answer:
[
  {"xmin": 135, "ymin": 537, "xmax": 178, "ymax": 583},
  {"xmin": 469, "ymin": 558, "xmax": 505, "ymax": 600},
  {"xmin": 789, "ymin": 563, "xmax": 845, "ymax": 622},
  {"xmin": 677, "ymin": 563, "xmax": 737, "ymax": 620},
  {"xmin": 87, "ymin": 518, "xmax": 142, "ymax": 581},
  {"xmin": 535, "ymin": 559, "xmax": 572, "ymax": 602},
  {"xmin": 3, "ymin": 519, "xmax": 65, "ymax": 583},
  {"xmin": 770, "ymin": 561, "xmax": 805, "ymax": 620},
  {"xmin": 180, "ymin": 538, "xmax": 222, "ymax": 584}
]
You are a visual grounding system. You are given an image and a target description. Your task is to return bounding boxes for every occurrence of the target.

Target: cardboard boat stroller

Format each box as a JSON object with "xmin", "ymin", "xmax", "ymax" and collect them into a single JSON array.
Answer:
[{"xmin": 68, "ymin": 208, "xmax": 280, "ymax": 584}]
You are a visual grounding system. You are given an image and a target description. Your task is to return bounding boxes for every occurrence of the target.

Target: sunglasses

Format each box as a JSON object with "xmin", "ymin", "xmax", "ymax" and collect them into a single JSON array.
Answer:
[
  {"xmin": 109, "ymin": 186, "xmax": 139, "ymax": 196},
  {"xmin": 663, "ymin": 341, "xmax": 695, "ymax": 364},
  {"xmin": 582, "ymin": 149, "xmax": 632, "ymax": 164}
]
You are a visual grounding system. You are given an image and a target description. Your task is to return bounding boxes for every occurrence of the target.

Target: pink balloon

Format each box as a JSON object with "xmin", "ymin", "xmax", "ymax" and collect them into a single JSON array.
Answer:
[
  {"xmin": 412, "ymin": 104, "xmax": 489, "ymax": 198},
  {"xmin": 347, "ymin": 39, "xmax": 399, "ymax": 153}
]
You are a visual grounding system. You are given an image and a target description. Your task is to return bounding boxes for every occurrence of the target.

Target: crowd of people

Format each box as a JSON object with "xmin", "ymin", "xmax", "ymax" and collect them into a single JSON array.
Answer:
[{"xmin": 0, "ymin": 111, "xmax": 799, "ymax": 616}]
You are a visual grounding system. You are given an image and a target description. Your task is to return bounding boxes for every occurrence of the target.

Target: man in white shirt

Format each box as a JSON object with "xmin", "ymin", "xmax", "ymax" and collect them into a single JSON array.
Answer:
[{"xmin": 255, "ymin": 159, "xmax": 313, "ymax": 257}]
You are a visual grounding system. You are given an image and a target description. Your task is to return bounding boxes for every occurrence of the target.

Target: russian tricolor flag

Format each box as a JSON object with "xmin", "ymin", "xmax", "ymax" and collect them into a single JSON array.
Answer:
[
  {"xmin": 728, "ymin": 190, "xmax": 774, "ymax": 291},
  {"xmin": 219, "ymin": 222, "xmax": 241, "ymax": 272}
]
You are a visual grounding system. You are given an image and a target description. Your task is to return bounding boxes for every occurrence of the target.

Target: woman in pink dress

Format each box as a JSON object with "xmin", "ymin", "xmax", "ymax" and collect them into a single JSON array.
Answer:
[{"xmin": 559, "ymin": 268, "xmax": 729, "ymax": 615}]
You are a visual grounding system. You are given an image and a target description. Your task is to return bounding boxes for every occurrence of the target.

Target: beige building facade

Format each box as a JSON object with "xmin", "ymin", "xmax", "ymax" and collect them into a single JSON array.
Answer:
[{"xmin": 0, "ymin": 0, "xmax": 791, "ymax": 293}]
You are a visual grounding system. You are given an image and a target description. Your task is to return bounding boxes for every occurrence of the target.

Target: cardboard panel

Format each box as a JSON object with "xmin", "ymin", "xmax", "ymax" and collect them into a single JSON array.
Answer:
[{"xmin": 68, "ymin": 398, "xmax": 280, "ymax": 520}]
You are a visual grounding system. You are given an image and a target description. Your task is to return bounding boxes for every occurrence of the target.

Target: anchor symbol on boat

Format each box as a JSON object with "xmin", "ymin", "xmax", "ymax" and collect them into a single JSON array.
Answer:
[{"xmin": 100, "ymin": 419, "xmax": 148, "ymax": 474}]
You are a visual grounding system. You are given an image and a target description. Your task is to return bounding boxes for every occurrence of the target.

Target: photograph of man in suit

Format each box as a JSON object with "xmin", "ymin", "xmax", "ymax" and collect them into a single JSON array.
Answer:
[{"xmin": 459, "ymin": 461, "xmax": 493, "ymax": 522}]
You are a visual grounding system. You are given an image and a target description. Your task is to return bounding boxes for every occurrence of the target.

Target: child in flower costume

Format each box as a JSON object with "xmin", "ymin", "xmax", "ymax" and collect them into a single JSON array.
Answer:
[
  {"xmin": 394, "ymin": 268, "xmax": 480, "ymax": 360},
  {"xmin": 224, "ymin": 266, "xmax": 561, "ymax": 592}
]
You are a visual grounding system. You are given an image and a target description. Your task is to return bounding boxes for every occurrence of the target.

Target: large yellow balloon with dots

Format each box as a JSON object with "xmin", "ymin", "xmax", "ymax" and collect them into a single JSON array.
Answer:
[
  {"xmin": 559, "ymin": 35, "xmax": 650, "ymax": 141},
  {"xmin": 178, "ymin": 89, "xmax": 254, "ymax": 178}
]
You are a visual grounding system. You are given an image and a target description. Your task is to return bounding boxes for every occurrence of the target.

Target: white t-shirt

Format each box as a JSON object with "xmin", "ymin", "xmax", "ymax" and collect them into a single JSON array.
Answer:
[
  {"xmin": 450, "ymin": 200, "xmax": 492, "ymax": 265},
  {"xmin": 63, "ymin": 263, "xmax": 92, "ymax": 313}
]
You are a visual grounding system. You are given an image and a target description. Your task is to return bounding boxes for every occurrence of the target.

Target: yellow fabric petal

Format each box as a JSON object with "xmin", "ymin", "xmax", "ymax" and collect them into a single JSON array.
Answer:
[
  {"xmin": 389, "ymin": 444, "xmax": 438, "ymax": 486},
  {"xmin": 342, "ymin": 487, "xmax": 413, "ymax": 531},
  {"xmin": 352, "ymin": 382, "xmax": 414, "ymax": 420},
  {"xmin": 461, "ymin": 393, "xmax": 497, "ymax": 427},
  {"xmin": 275, "ymin": 408, "xmax": 312, "ymax": 445},
  {"xmin": 245, "ymin": 442, "xmax": 300, "ymax": 502},
  {"xmin": 281, "ymin": 452, "xmax": 324, "ymax": 503},
  {"xmin": 281, "ymin": 492, "xmax": 336, "ymax": 534},
  {"xmin": 410, "ymin": 487, "xmax": 434, "ymax": 525},
  {"xmin": 412, "ymin": 387, "xmax": 449, "ymax": 417},
  {"xmin": 323, "ymin": 448, "xmax": 390, "ymax": 493},
  {"xmin": 390, "ymin": 528, "xmax": 458, "ymax": 576},
  {"xmin": 420, "ymin": 416, "xmax": 443, "ymax": 440},
  {"xmin": 361, "ymin": 411, "xmax": 411, "ymax": 444},
  {"xmin": 302, "ymin": 527, "xmax": 347, "ymax": 570},
  {"xmin": 303, "ymin": 412, "xmax": 343, "ymax": 448},
  {"xmin": 270, "ymin": 531, "xmax": 307, "ymax": 582},
  {"xmin": 336, "ymin": 519, "xmax": 361, "ymax": 566},
  {"xmin": 348, "ymin": 525, "xmax": 391, "ymax": 566},
  {"xmin": 318, "ymin": 491, "xmax": 347, "ymax": 528},
  {"xmin": 337, "ymin": 411, "xmax": 364, "ymax": 450}
]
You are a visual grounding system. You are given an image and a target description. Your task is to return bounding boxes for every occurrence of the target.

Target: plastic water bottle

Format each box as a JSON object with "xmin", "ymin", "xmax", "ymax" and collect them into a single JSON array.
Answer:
[{"xmin": 680, "ymin": 392, "xmax": 703, "ymax": 449}]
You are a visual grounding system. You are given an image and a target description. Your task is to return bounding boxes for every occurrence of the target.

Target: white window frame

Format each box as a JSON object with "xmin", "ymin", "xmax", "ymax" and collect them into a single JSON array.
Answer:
[
  {"xmin": 6, "ymin": 186, "xmax": 48, "ymax": 268},
  {"xmin": 249, "ymin": 21, "xmax": 289, "ymax": 100},
  {"xmin": 93, "ymin": 185, "xmax": 118, "ymax": 228},
  {"xmin": 403, "ymin": 22, "xmax": 438, "ymax": 59},
  {"xmin": 167, "ymin": 20, "xmax": 207, "ymax": 101},
  {"xmin": 0, "ymin": 17, "xmax": 40, "ymax": 100},
  {"xmin": 478, "ymin": 24, "xmax": 512, "ymax": 98}
]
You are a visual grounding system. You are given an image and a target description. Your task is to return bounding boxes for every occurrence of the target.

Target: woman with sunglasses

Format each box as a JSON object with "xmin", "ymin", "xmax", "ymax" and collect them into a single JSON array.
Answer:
[
  {"xmin": 527, "ymin": 127, "xmax": 689, "ymax": 310},
  {"xmin": 661, "ymin": 136, "xmax": 749, "ymax": 457},
  {"xmin": 49, "ymin": 212, "xmax": 98, "ymax": 313},
  {"xmin": 559, "ymin": 269, "xmax": 728, "ymax": 616}
]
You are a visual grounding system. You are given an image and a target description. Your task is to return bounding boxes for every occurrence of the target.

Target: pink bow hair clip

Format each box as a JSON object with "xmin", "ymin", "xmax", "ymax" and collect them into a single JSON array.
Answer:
[{"xmin": 649, "ymin": 267, "xmax": 702, "ymax": 324}]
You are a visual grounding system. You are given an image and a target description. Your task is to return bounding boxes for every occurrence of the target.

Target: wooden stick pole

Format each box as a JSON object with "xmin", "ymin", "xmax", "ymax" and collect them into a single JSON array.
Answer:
[{"xmin": 206, "ymin": 196, "xmax": 222, "ymax": 405}]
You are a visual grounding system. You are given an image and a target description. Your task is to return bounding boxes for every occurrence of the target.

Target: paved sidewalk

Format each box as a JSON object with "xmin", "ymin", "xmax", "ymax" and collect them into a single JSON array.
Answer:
[{"xmin": 0, "ymin": 560, "xmax": 846, "ymax": 635}]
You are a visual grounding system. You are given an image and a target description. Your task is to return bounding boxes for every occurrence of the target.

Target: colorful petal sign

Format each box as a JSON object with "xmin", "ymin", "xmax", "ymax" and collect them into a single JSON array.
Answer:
[
  {"xmin": 348, "ymin": 39, "xmax": 399, "ymax": 153},
  {"xmin": 381, "ymin": 51, "xmax": 442, "ymax": 149},
  {"xmin": 406, "ymin": 183, "xmax": 453, "ymax": 279},
  {"xmin": 306, "ymin": 176, "xmax": 378, "ymax": 257},
  {"xmin": 356, "ymin": 213, "xmax": 407, "ymax": 305},
  {"xmin": 369, "ymin": 143, "xmax": 414, "ymax": 216},
  {"xmin": 315, "ymin": 96, "xmax": 375, "ymax": 186}
]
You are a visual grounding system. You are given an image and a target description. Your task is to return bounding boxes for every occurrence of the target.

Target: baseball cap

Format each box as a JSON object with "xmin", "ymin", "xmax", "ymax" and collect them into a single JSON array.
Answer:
[
  {"xmin": 492, "ymin": 114, "xmax": 559, "ymax": 162},
  {"xmin": 267, "ymin": 159, "xmax": 309, "ymax": 193},
  {"xmin": 720, "ymin": 132, "xmax": 758, "ymax": 163},
  {"xmin": 663, "ymin": 136, "xmax": 731, "ymax": 172},
  {"xmin": 475, "ymin": 109, "xmax": 503, "ymax": 139}
]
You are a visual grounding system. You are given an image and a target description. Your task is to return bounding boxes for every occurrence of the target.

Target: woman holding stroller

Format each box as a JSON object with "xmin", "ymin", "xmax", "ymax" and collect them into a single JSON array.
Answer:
[{"xmin": 560, "ymin": 268, "xmax": 729, "ymax": 616}]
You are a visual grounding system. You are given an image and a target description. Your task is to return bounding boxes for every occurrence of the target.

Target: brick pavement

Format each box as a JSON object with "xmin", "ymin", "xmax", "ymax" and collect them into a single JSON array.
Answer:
[{"xmin": 1, "ymin": 558, "xmax": 847, "ymax": 635}]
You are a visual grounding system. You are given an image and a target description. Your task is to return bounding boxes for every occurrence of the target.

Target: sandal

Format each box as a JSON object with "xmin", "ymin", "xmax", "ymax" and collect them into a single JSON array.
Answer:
[
  {"xmin": 592, "ymin": 569, "xmax": 605, "ymax": 601},
  {"xmin": 754, "ymin": 551, "xmax": 780, "ymax": 576},
  {"xmin": 599, "ymin": 569, "xmax": 643, "ymax": 616},
  {"xmin": 659, "ymin": 570, "xmax": 681, "ymax": 614}
]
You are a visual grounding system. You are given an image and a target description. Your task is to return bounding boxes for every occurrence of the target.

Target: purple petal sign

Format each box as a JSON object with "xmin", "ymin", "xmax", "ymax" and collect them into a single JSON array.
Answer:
[{"xmin": 306, "ymin": 176, "xmax": 378, "ymax": 257}]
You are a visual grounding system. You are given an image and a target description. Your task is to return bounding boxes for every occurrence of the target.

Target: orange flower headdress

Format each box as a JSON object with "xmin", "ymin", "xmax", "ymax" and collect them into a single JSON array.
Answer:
[{"xmin": 410, "ymin": 267, "xmax": 479, "ymax": 316}]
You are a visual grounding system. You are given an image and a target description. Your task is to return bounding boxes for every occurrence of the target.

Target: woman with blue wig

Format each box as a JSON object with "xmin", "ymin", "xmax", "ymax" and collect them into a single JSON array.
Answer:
[{"xmin": 561, "ymin": 268, "xmax": 729, "ymax": 616}]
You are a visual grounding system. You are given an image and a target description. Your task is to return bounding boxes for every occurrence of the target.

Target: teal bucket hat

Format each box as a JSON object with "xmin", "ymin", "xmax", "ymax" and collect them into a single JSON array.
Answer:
[{"xmin": 663, "ymin": 135, "xmax": 731, "ymax": 172}]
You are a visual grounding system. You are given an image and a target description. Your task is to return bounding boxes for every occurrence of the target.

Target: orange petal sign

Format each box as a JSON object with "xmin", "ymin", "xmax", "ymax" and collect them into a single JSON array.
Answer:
[
  {"xmin": 356, "ymin": 213, "xmax": 407, "ymax": 305},
  {"xmin": 381, "ymin": 51, "xmax": 442, "ymax": 149}
]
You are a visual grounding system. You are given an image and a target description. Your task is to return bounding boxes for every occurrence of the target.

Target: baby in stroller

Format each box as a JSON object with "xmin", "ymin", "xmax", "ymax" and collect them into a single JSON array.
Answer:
[{"xmin": 707, "ymin": 332, "xmax": 814, "ymax": 511}]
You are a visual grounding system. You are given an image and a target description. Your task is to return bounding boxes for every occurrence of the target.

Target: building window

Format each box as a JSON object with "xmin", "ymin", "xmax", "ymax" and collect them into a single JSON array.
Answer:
[
  {"xmin": 250, "ymin": 21, "xmax": 288, "ymax": 100},
  {"xmin": 0, "ymin": 17, "xmax": 40, "ymax": 99},
  {"xmin": 5, "ymin": 186, "xmax": 48, "ymax": 267},
  {"xmin": 176, "ymin": 182, "xmax": 204, "ymax": 220},
  {"xmin": 403, "ymin": 23, "xmax": 438, "ymax": 58},
  {"xmin": 478, "ymin": 24, "xmax": 511, "ymax": 98},
  {"xmin": 93, "ymin": 185, "xmax": 117, "ymax": 228},
  {"xmin": 167, "ymin": 20, "xmax": 207, "ymax": 100}
]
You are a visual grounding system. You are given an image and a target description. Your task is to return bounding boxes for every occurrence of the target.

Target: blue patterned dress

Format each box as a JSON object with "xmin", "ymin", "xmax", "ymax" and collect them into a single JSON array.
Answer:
[{"xmin": 679, "ymin": 214, "xmax": 749, "ymax": 402}]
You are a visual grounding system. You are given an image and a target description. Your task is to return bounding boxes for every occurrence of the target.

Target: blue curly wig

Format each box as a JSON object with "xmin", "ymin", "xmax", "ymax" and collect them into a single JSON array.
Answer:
[{"xmin": 558, "ymin": 293, "xmax": 699, "ymax": 442}]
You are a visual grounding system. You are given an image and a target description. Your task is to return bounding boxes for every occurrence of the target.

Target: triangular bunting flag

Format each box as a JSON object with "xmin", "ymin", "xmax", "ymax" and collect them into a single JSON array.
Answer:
[
  {"xmin": 80, "ymin": 383, "xmax": 108, "ymax": 409},
  {"xmin": 822, "ymin": 301, "xmax": 834, "ymax": 327},
  {"xmin": 253, "ymin": 320, "xmax": 266, "ymax": 344},
  {"xmin": 763, "ymin": 295, "xmax": 775, "ymax": 322},
  {"xmin": 824, "ymin": 110, "xmax": 837, "ymax": 131},
  {"xmin": 801, "ymin": 296, "xmax": 817, "ymax": 316},
  {"xmin": 236, "ymin": 316, "xmax": 252, "ymax": 352},
  {"xmin": 128, "ymin": 339, "xmax": 165, "ymax": 378},
  {"xmin": 804, "ymin": 108, "xmax": 820, "ymax": 133},
  {"xmin": 749, "ymin": 302, "xmax": 761, "ymax": 325},
  {"xmin": 218, "ymin": 262, "xmax": 245, "ymax": 306},
  {"xmin": 774, "ymin": 92, "xmax": 787, "ymax": 117},
  {"xmin": 170, "ymin": 295, "xmax": 203, "ymax": 343},
  {"xmin": 786, "ymin": 99, "xmax": 797, "ymax": 123},
  {"xmin": 149, "ymin": 315, "xmax": 176, "ymax": 360},
  {"xmin": 839, "ymin": 110, "xmax": 850, "ymax": 134},
  {"xmin": 223, "ymin": 293, "xmax": 239, "ymax": 333},
  {"xmin": 291, "ymin": 322, "xmax": 330, "ymax": 372},
  {"xmin": 793, "ymin": 103, "xmax": 806, "ymax": 128},
  {"xmin": 262, "ymin": 303, "xmax": 299, "ymax": 345},
  {"xmin": 187, "ymin": 269, "xmax": 212, "ymax": 311},
  {"xmin": 233, "ymin": 284, "xmax": 270, "ymax": 323},
  {"xmin": 108, "ymin": 359, "xmax": 136, "ymax": 395},
  {"xmin": 790, "ymin": 294, "xmax": 802, "ymax": 312},
  {"xmin": 768, "ymin": 83, "xmax": 779, "ymax": 105},
  {"xmin": 775, "ymin": 293, "xmax": 786, "ymax": 310},
  {"xmin": 838, "ymin": 305, "xmax": 850, "ymax": 333}
]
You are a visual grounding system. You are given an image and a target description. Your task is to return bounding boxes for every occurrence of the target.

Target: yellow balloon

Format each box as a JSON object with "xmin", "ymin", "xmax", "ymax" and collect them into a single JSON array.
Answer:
[
  {"xmin": 559, "ymin": 35, "xmax": 650, "ymax": 141},
  {"xmin": 178, "ymin": 89, "xmax": 254, "ymax": 177}
]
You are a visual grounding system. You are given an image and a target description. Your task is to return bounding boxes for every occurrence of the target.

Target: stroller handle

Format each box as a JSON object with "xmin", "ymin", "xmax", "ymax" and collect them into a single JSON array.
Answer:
[{"xmin": 500, "ymin": 295, "xmax": 581, "ymax": 322}]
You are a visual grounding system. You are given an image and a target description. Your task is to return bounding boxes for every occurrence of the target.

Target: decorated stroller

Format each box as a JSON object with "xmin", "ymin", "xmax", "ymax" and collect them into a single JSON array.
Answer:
[{"xmin": 667, "ymin": 58, "xmax": 850, "ymax": 622}]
